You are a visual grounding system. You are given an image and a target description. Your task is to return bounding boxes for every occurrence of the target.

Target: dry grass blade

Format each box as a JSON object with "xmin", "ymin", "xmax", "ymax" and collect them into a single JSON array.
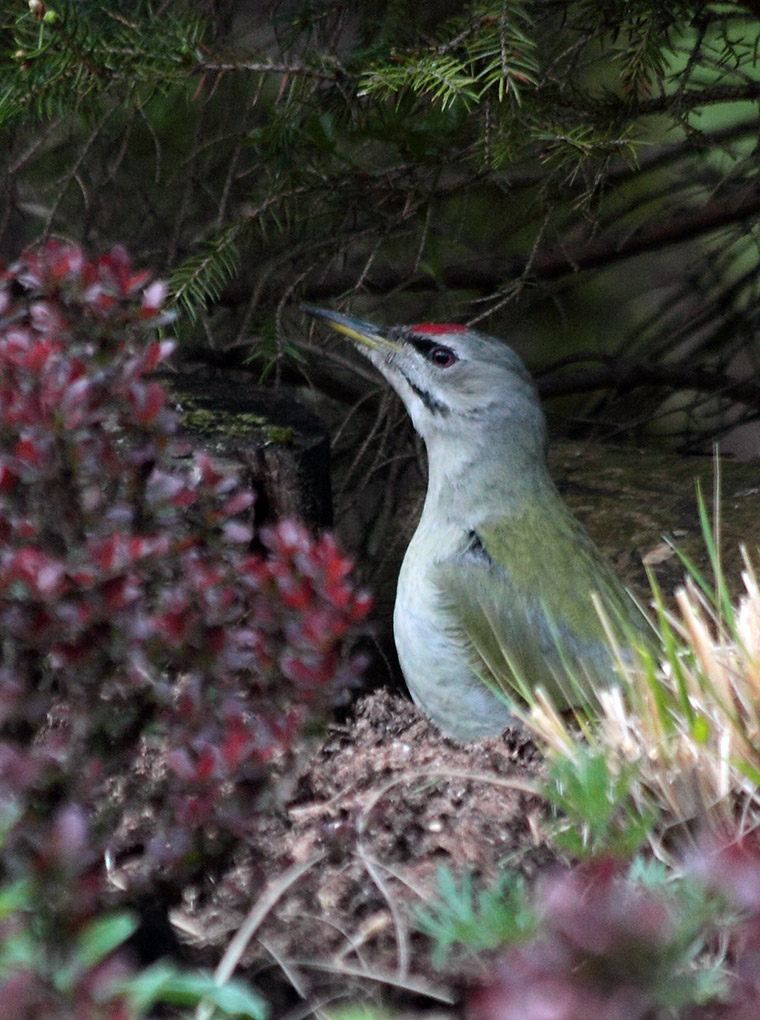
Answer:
[
  {"xmin": 287, "ymin": 958, "xmax": 456, "ymax": 1003},
  {"xmin": 355, "ymin": 843, "xmax": 411, "ymax": 981},
  {"xmin": 526, "ymin": 533, "xmax": 760, "ymax": 848},
  {"xmin": 194, "ymin": 853, "xmax": 326, "ymax": 1020}
]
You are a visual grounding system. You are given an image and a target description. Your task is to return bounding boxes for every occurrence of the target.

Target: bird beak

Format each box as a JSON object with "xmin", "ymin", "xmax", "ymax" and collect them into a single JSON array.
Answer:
[{"xmin": 302, "ymin": 304, "xmax": 400, "ymax": 354}]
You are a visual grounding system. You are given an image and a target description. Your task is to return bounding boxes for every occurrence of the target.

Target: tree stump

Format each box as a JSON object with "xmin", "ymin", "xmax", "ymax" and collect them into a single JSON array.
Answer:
[{"xmin": 162, "ymin": 372, "xmax": 333, "ymax": 530}]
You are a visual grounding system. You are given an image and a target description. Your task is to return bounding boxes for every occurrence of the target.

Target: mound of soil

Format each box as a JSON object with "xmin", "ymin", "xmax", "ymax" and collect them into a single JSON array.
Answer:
[{"xmin": 173, "ymin": 689, "xmax": 559, "ymax": 1011}]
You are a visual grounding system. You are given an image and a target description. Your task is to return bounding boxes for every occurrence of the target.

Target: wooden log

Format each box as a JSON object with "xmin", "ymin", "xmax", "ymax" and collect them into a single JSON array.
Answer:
[{"xmin": 162, "ymin": 372, "xmax": 333, "ymax": 530}]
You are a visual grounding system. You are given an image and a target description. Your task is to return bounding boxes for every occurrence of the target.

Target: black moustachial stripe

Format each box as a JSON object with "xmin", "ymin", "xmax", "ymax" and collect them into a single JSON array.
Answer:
[{"xmin": 407, "ymin": 378, "xmax": 449, "ymax": 415}]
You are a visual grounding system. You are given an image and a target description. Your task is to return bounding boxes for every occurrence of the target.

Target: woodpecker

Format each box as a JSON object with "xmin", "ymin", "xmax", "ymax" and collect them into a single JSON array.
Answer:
[{"xmin": 303, "ymin": 304, "xmax": 649, "ymax": 740}]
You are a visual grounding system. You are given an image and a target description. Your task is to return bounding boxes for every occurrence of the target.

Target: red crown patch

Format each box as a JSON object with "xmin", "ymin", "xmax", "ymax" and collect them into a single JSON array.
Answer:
[{"xmin": 412, "ymin": 323, "xmax": 467, "ymax": 334}]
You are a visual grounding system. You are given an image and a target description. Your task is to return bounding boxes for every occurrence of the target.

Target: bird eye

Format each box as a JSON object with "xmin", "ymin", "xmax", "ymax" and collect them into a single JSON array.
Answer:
[{"xmin": 429, "ymin": 346, "xmax": 457, "ymax": 368}]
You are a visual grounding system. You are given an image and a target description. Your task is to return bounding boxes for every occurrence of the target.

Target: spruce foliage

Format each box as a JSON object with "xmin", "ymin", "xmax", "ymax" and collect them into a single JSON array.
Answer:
[{"xmin": 2, "ymin": 1, "xmax": 760, "ymax": 447}]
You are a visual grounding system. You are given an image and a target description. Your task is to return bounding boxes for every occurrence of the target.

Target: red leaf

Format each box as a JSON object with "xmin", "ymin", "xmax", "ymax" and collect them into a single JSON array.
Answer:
[
  {"xmin": 140, "ymin": 282, "xmax": 168, "ymax": 318},
  {"xmin": 128, "ymin": 381, "xmax": 165, "ymax": 426},
  {"xmin": 0, "ymin": 460, "xmax": 18, "ymax": 491},
  {"xmin": 221, "ymin": 490, "xmax": 255, "ymax": 518},
  {"xmin": 220, "ymin": 716, "xmax": 256, "ymax": 770},
  {"xmin": 14, "ymin": 438, "xmax": 43, "ymax": 469},
  {"xmin": 142, "ymin": 338, "xmax": 175, "ymax": 372},
  {"xmin": 88, "ymin": 535, "xmax": 118, "ymax": 570},
  {"xmin": 222, "ymin": 520, "xmax": 253, "ymax": 544},
  {"xmin": 194, "ymin": 746, "xmax": 218, "ymax": 781}
]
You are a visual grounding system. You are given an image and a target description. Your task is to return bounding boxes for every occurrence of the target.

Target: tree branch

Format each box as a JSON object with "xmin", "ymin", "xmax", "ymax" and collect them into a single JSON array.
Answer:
[
  {"xmin": 633, "ymin": 82, "xmax": 760, "ymax": 117},
  {"xmin": 300, "ymin": 182, "xmax": 760, "ymax": 299},
  {"xmin": 523, "ymin": 182, "xmax": 760, "ymax": 280},
  {"xmin": 536, "ymin": 357, "xmax": 760, "ymax": 408},
  {"xmin": 197, "ymin": 59, "xmax": 343, "ymax": 81}
]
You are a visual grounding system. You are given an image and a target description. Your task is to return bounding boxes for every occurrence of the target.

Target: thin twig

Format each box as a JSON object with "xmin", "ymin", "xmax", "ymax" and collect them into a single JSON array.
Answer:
[
  {"xmin": 198, "ymin": 59, "xmax": 345, "ymax": 81},
  {"xmin": 356, "ymin": 843, "xmax": 410, "ymax": 980},
  {"xmin": 194, "ymin": 853, "xmax": 325, "ymax": 1020},
  {"xmin": 355, "ymin": 768, "xmax": 541, "ymax": 835},
  {"xmin": 287, "ymin": 958, "xmax": 456, "ymax": 1003}
]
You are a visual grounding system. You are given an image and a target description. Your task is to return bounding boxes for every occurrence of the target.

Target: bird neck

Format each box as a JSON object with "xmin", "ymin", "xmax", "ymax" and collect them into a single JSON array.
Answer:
[{"xmin": 421, "ymin": 417, "xmax": 554, "ymax": 526}]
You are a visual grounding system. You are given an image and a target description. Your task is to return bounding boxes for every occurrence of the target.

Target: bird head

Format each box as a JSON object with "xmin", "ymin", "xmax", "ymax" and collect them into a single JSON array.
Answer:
[{"xmin": 303, "ymin": 305, "xmax": 547, "ymax": 457}]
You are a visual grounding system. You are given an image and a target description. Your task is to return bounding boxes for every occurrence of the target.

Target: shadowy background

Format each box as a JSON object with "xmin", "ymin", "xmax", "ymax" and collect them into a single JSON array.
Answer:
[{"xmin": 3, "ymin": 0, "xmax": 760, "ymax": 578}]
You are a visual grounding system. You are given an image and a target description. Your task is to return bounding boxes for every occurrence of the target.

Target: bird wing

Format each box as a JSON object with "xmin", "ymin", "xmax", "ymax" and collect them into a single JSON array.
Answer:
[{"xmin": 431, "ymin": 496, "xmax": 648, "ymax": 711}]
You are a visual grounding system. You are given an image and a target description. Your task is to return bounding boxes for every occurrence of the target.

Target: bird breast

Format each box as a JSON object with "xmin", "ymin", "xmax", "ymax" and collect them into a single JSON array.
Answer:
[{"xmin": 393, "ymin": 516, "xmax": 518, "ymax": 739}]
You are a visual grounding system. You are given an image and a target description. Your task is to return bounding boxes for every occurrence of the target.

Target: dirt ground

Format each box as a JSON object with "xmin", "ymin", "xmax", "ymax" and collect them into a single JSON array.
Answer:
[
  {"xmin": 156, "ymin": 434, "xmax": 760, "ymax": 1015},
  {"xmin": 171, "ymin": 689, "xmax": 558, "ymax": 1015}
]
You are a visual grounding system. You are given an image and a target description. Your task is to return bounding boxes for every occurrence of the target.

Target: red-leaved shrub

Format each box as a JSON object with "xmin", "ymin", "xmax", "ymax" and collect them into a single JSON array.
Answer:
[
  {"xmin": 0, "ymin": 241, "xmax": 371, "ymax": 1013},
  {"xmin": 469, "ymin": 838, "xmax": 760, "ymax": 1020}
]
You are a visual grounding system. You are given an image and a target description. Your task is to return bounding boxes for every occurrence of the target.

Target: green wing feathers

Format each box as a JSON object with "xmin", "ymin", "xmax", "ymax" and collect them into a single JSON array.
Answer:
[{"xmin": 432, "ymin": 494, "xmax": 650, "ymax": 710}]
